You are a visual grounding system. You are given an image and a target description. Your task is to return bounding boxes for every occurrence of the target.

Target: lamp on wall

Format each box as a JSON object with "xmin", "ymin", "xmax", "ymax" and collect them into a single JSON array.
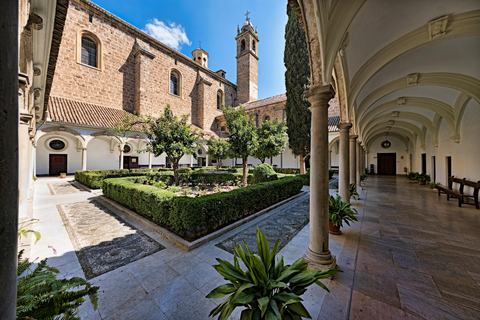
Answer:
[{"xmin": 381, "ymin": 132, "xmax": 391, "ymax": 149}]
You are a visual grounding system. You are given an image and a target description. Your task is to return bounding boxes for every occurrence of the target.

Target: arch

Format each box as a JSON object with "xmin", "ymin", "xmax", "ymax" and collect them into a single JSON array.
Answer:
[
  {"xmin": 452, "ymin": 92, "xmax": 472, "ymax": 142},
  {"xmin": 169, "ymin": 69, "xmax": 182, "ymax": 96},
  {"xmin": 364, "ymin": 124, "xmax": 424, "ymax": 150},
  {"xmin": 36, "ymin": 126, "xmax": 86, "ymax": 148},
  {"xmin": 361, "ymin": 113, "xmax": 436, "ymax": 146},
  {"xmin": 217, "ymin": 90, "xmax": 224, "ymax": 110},
  {"xmin": 349, "ymin": 10, "xmax": 480, "ymax": 108},
  {"xmin": 241, "ymin": 39, "xmax": 246, "ymax": 51},
  {"xmin": 334, "ymin": 55, "xmax": 350, "ymax": 123},
  {"xmin": 366, "ymin": 132, "xmax": 410, "ymax": 153},
  {"xmin": 76, "ymin": 29, "xmax": 102, "ymax": 70},
  {"xmin": 359, "ymin": 97, "xmax": 455, "ymax": 135},
  {"xmin": 364, "ymin": 127, "xmax": 416, "ymax": 151},
  {"xmin": 263, "ymin": 115, "xmax": 271, "ymax": 122},
  {"xmin": 328, "ymin": 136, "xmax": 340, "ymax": 152},
  {"xmin": 252, "ymin": 40, "xmax": 256, "ymax": 52},
  {"xmin": 356, "ymin": 73, "xmax": 480, "ymax": 122}
]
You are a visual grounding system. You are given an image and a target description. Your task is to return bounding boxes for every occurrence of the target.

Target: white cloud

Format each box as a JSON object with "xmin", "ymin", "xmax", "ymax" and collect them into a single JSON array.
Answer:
[{"xmin": 144, "ymin": 19, "xmax": 191, "ymax": 50}]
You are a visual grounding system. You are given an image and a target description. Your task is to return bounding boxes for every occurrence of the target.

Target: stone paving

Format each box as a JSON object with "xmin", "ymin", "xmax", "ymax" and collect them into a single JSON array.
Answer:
[
  {"xmin": 28, "ymin": 175, "xmax": 480, "ymax": 319},
  {"xmin": 48, "ymin": 180, "xmax": 84, "ymax": 195},
  {"xmin": 216, "ymin": 193, "xmax": 310, "ymax": 254},
  {"xmin": 58, "ymin": 200, "xmax": 163, "ymax": 279}
]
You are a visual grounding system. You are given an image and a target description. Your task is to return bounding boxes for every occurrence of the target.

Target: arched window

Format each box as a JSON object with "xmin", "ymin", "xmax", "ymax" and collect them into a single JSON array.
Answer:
[
  {"xmin": 76, "ymin": 30, "xmax": 102, "ymax": 70},
  {"xmin": 217, "ymin": 90, "xmax": 223, "ymax": 110},
  {"xmin": 81, "ymin": 36, "xmax": 97, "ymax": 67},
  {"xmin": 241, "ymin": 39, "xmax": 246, "ymax": 51},
  {"xmin": 264, "ymin": 115, "xmax": 270, "ymax": 122},
  {"xmin": 252, "ymin": 40, "xmax": 256, "ymax": 52},
  {"xmin": 170, "ymin": 71, "xmax": 179, "ymax": 96}
]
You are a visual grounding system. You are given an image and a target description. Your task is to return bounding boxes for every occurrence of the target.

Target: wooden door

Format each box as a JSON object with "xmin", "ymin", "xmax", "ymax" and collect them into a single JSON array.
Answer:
[
  {"xmin": 49, "ymin": 154, "xmax": 67, "ymax": 176},
  {"xmin": 377, "ymin": 153, "xmax": 396, "ymax": 175},
  {"xmin": 129, "ymin": 156, "xmax": 139, "ymax": 169}
]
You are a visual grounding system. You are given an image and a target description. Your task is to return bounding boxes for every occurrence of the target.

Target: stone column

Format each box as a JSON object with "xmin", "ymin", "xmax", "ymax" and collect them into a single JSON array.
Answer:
[
  {"xmin": 356, "ymin": 141, "xmax": 362, "ymax": 189},
  {"xmin": 349, "ymin": 135, "xmax": 358, "ymax": 192},
  {"xmin": 304, "ymin": 84, "xmax": 336, "ymax": 270},
  {"xmin": 148, "ymin": 152, "xmax": 152, "ymax": 169},
  {"xmin": 119, "ymin": 146, "xmax": 124, "ymax": 169},
  {"xmin": 0, "ymin": 1, "xmax": 18, "ymax": 318},
  {"xmin": 337, "ymin": 123, "xmax": 352, "ymax": 203},
  {"xmin": 81, "ymin": 148, "xmax": 87, "ymax": 170}
]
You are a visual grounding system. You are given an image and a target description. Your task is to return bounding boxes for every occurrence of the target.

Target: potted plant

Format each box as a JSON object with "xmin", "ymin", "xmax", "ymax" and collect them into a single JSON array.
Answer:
[
  {"xmin": 328, "ymin": 194, "xmax": 358, "ymax": 235},
  {"xmin": 207, "ymin": 227, "xmax": 339, "ymax": 320},
  {"xmin": 416, "ymin": 174, "xmax": 426, "ymax": 185},
  {"xmin": 350, "ymin": 183, "xmax": 359, "ymax": 200},
  {"xmin": 60, "ymin": 172, "xmax": 66, "ymax": 178},
  {"xmin": 429, "ymin": 182, "xmax": 441, "ymax": 189}
]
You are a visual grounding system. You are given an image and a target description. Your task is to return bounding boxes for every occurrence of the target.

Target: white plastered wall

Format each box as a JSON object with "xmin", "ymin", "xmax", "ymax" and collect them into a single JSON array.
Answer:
[
  {"xmin": 36, "ymin": 134, "xmax": 82, "ymax": 175},
  {"xmin": 367, "ymin": 136, "xmax": 409, "ymax": 175}
]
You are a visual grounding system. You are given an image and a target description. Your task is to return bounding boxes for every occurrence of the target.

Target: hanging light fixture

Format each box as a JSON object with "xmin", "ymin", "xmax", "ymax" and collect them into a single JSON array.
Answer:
[{"xmin": 381, "ymin": 132, "xmax": 391, "ymax": 148}]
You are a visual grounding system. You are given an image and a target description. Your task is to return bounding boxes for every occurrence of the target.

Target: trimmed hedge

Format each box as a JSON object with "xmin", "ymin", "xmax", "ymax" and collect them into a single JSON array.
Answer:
[
  {"xmin": 251, "ymin": 164, "xmax": 278, "ymax": 184},
  {"xmin": 75, "ymin": 168, "xmax": 172, "ymax": 189},
  {"xmin": 102, "ymin": 175, "xmax": 304, "ymax": 240},
  {"xmin": 273, "ymin": 168, "xmax": 300, "ymax": 174},
  {"xmin": 297, "ymin": 170, "xmax": 335, "ymax": 186}
]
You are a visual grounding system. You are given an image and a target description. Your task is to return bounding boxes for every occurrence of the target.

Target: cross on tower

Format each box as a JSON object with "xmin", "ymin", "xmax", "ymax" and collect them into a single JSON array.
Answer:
[
  {"xmin": 245, "ymin": 11, "xmax": 250, "ymax": 21},
  {"xmin": 198, "ymin": 41, "xmax": 202, "ymax": 49}
]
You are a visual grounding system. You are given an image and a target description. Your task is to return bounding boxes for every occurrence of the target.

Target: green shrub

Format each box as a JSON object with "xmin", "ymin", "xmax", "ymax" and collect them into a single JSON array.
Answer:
[
  {"xmin": 75, "ymin": 168, "xmax": 173, "ymax": 189},
  {"xmin": 102, "ymin": 178, "xmax": 177, "ymax": 224},
  {"xmin": 329, "ymin": 169, "xmax": 335, "ymax": 180},
  {"xmin": 251, "ymin": 164, "xmax": 278, "ymax": 184},
  {"xmin": 102, "ymin": 176, "xmax": 303, "ymax": 239},
  {"xmin": 207, "ymin": 228, "xmax": 338, "ymax": 320},
  {"xmin": 177, "ymin": 167, "xmax": 192, "ymax": 174},
  {"xmin": 297, "ymin": 174, "xmax": 310, "ymax": 185},
  {"xmin": 167, "ymin": 186, "xmax": 182, "ymax": 193},
  {"xmin": 273, "ymin": 167, "xmax": 300, "ymax": 174}
]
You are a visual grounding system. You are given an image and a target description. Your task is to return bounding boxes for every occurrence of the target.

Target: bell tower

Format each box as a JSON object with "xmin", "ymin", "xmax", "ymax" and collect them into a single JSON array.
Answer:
[{"xmin": 236, "ymin": 11, "xmax": 259, "ymax": 104}]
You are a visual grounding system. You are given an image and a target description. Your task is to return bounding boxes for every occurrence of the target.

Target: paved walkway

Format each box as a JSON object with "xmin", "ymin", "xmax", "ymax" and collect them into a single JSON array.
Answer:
[{"xmin": 28, "ymin": 175, "xmax": 480, "ymax": 319}]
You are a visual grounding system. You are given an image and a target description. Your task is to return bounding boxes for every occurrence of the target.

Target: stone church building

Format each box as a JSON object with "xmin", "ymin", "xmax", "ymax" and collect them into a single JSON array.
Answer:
[{"xmin": 35, "ymin": 0, "xmax": 341, "ymax": 176}]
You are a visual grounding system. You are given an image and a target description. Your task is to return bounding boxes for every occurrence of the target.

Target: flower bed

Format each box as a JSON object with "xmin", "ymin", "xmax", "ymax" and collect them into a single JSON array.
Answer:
[{"xmin": 102, "ymin": 176, "xmax": 304, "ymax": 240}]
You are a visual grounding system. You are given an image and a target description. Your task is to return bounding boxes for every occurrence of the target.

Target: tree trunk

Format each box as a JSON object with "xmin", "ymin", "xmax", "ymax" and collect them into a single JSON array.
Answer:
[
  {"xmin": 243, "ymin": 156, "xmax": 248, "ymax": 187},
  {"xmin": 299, "ymin": 156, "xmax": 305, "ymax": 174},
  {"xmin": 173, "ymin": 160, "xmax": 179, "ymax": 186},
  {"xmin": 270, "ymin": 153, "xmax": 273, "ymax": 166}
]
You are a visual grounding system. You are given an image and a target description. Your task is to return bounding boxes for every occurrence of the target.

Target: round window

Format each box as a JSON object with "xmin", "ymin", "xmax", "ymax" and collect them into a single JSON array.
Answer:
[
  {"xmin": 123, "ymin": 145, "xmax": 131, "ymax": 153},
  {"xmin": 198, "ymin": 149, "xmax": 203, "ymax": 155},
  {"xmin": 49, "ymin": 139, "xmax": 66, "ymax": 151}
]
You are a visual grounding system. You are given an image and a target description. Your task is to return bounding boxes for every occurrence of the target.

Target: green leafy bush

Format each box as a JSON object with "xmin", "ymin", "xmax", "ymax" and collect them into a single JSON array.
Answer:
[
  {"xmin": 102, "ymin": 176, "xmax": 303, "ymax": 239},
  {"xmin": 273, "ymin": 168, "xmax": 300, "ymax": 174},
  {"xmin": 252, "ymin": 164, "xmax": 278, "ymax": 184},
  {"xmin": 167, "ymin": 186, "xmax": 182, "ymax": 193},
  {"xmin": 102, "ymin": 177, "xmax": 177, "ymax": 224},
  {"xmin": 329, "ymin": 169, "xmax": 335, "ymax": 180},
  {"xmin": 350, "ymin": 183, "xmax": 359, "ymax": 200},
  {"xmin": 297, "ymin": 174, "xmax": 310, "ymax": 186},
  {"xmin": 329, "ymin": 194, "xmax": 358, "ymax": 228},
  {"xmin": 75, "ymin": 168, "xmax": 172, "ymax": 189},
  {"xmin": 177, "ymin": 167, "xmax": 192, "ymax": 174},
  {"xmin": 17, "ymin": 250, "xmax": 99, "ymax": 320},
  {"xmin": 207, "ymin": 228, "xmax": 338, "ymax": 320}
]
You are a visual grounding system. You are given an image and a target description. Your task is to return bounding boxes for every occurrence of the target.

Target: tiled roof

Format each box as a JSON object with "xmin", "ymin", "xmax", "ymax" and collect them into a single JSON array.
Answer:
[
  {"xmin": 48, "ymin": 96, "xmax": 218, "ymax": 138},
  {"xmin": 328, "ymin": 115, "xmax": 340, "ymax": 132},
  {"xmin": 48, "ymin": 96, "xmax": 144, "ymax": 131},
  {"xmin": 242, "ymin": 93, "xmax": 287, "ymax": 110}
]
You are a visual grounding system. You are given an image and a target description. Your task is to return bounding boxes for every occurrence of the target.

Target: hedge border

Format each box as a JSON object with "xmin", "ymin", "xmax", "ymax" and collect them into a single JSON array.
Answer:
[{"xmin": 102, "ymin": 176, "xmax": 304, "ymax": 240}]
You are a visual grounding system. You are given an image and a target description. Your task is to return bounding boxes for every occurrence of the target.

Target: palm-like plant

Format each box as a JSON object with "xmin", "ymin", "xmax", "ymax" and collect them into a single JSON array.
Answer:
[
  {"xmin": 328, "ymin": 194, "xmax": 358, "ymax": 228},
  {"xmin": 17, "ymin": 250, "xmax": 99, "ymax": 320},
  {"xmin": 349, "ymin": 183, "xmax": 359, "ymax": 200},
  {"xmin": 207, "ymin": 228, "xmax": 339, "ymax": 320}
]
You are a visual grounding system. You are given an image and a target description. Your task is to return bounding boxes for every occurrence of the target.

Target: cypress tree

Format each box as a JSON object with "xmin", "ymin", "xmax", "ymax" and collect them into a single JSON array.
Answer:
[{"xmin": 284, "ymin": 4, "xmax": 311, "ymax": 174}]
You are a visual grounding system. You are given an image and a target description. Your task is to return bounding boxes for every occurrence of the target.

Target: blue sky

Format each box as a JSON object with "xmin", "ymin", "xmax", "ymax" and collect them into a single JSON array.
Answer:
[{"xmin": 92, "ymin": 0, "xmax": 289, "ymax": 101}]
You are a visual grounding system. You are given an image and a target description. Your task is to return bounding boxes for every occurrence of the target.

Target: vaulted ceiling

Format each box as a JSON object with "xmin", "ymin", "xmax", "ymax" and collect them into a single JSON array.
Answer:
[{"xmin": 291, "ymin": 0, "xmax": 480, "ymax": 152}]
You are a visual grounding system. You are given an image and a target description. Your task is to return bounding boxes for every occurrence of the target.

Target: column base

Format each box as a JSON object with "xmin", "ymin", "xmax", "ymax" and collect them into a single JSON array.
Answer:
[{"xmin": 304, "ymin": 247, "xmax": 337, "ymax": 271}]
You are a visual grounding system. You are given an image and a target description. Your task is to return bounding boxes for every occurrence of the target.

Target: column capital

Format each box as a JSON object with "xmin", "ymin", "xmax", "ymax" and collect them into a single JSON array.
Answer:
[
  {"xmin": 349, "ymin": 135, "xmax": 358, "ymax": 140},
  {"xmin": 304, "ymin": 84, "xmax": 335, "ymax": 108},
  {"xmin": 337, "ymin": 122, "xmax": 352, "ymax": 131}
]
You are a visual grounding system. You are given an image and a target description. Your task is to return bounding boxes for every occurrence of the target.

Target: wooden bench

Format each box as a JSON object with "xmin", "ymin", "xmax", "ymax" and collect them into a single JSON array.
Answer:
[{"xmin": 437, "ymin": 176, "xmax": 480, "ymax": 209}]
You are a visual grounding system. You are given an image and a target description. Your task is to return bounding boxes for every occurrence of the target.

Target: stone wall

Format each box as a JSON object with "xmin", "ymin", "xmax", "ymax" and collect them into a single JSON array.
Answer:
[{"xmin": 50, "ymin": 1, "xmax": 237, "ymax": 131}]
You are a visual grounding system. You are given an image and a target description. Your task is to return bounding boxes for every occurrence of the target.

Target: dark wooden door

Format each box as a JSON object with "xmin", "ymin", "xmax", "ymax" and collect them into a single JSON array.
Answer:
[
  {"xmin": 377, "ymin": 153, "xmax": 396, "ymax": 175},
  {"xmin": 421, "ymin": 153, "xmax": 427, "ymax": 175},
  {"xmin": 122, "ymin": 156, "xmax": 139, "ymax": 169},
  {"xmin": 49, "ymin": 154, "xmax": 67, "ymax": 176}
]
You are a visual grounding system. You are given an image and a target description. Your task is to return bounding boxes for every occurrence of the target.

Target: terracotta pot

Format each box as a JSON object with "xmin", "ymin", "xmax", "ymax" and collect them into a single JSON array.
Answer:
[
  {"xmin": 60, "ymin": 175, "xmax": 66, "ymax": 179},
  {"xmin": 329, "ymin": 221, "xmax": 342, "ymax": 235},
  {"xmin": 419, "ymin": 181, "xmax": 426, "ymax": 185},
  {"xmin": 410, "ymin": 177, "xmax": 415, "ymax": 181}
]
